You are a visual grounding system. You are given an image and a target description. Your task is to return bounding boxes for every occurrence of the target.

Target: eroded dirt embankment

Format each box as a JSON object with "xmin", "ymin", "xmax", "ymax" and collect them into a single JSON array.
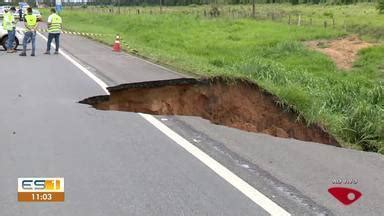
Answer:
[
  {"xmin": 306, "ymin": 36, "xmax": 373, "ymax": 69},
  {"xmin": 80, "ymin": 78, "xmax": 338, "ymax": 145}
]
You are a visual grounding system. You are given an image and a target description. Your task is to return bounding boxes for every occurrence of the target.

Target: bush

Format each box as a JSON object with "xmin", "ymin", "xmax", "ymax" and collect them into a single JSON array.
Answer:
[
  {"xmin": 378, "ymin": 0, "xmax": 384, "ymax": 14},
  {"xmin": 209, "ymin": 6, "xmax": 220, "ymax": 17},
  {"xmin": 323, "ymin": 11, "xmax": 334, "ymax": 18}
]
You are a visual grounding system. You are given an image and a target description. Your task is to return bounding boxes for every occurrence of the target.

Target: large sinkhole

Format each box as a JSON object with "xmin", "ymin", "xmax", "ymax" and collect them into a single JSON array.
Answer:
[{"xmin": 80, "ymin": 77, "xmax": 339, "ymax": 146}]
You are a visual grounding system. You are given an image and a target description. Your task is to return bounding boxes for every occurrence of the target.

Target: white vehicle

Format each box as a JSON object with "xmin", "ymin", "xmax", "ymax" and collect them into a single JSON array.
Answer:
[
  {"xmin": 33, "ymin": 9, "xmax": 43, "ymax": 21},
  {"xmin": 0, "ymin": 26, "xmax": 24, "ymax": 50},
  {"xmin": 0, "ymin": 6, "xmax": 8, "ymax": 18}
]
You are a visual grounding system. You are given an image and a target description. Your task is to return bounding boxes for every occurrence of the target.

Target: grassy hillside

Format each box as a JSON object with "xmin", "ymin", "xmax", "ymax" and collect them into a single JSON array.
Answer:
[{"xmin": 50, "ymin": 4, "xmax": 384, "ymax": 153}]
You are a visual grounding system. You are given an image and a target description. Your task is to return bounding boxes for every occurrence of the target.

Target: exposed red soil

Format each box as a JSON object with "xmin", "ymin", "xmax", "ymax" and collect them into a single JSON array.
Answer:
[
  {"xmin": 80, "ymin": 78, "xmax": 338, "ymax": 146},
  {"xmin": 306, "ymin": 36, "xmax": 373, "ymax": 69}
]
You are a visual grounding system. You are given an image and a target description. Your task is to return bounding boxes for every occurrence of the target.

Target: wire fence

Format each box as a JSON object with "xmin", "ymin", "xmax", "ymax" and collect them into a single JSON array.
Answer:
[{"xmin": 61, "ymin": 5, "xmax": 355, "ymax": 31}]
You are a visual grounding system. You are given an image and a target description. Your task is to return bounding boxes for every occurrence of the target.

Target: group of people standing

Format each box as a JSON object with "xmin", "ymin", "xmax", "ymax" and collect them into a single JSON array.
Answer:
[{"xmin": 2, "ymin": 7, "xmax": 62, "ymax": 56}]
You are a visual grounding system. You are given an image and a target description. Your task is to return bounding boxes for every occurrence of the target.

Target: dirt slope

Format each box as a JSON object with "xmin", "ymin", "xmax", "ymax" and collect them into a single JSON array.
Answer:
[{"xmin": 306, "ymin": 36, "xmax": 373, "ymax": 69}]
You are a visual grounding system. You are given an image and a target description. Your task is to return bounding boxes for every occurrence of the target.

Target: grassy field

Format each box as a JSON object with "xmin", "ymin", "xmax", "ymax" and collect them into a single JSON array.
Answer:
[
  {"xmin": 57, "ymin": 3, "xmax": 384, "ymax": 40},
  {"xmin": 47, "ymin": 4, "xmax": 384, "ymax": 153}
]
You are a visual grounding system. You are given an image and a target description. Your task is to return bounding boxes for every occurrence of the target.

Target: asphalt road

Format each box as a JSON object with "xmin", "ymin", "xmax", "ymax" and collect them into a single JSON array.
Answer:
[{"xmin": 0, "ymin": 29, "xmax": 383, "ymax": 216}]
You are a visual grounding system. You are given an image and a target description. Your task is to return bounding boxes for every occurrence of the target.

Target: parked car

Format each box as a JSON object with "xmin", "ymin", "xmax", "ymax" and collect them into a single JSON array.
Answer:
[
  {"xmin": 0, "ymin": 6, "xmax": 21, "ymax": 20},
  {"xmin": 0, "ymin": 6, "xmax": 9, "ymax": 19},
  {"xmin": 0, "ymin": 26, "xmax": 24, "ymax": 50}
]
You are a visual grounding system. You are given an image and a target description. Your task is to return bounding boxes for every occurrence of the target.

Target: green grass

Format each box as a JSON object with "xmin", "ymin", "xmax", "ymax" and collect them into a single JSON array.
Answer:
[
  {"xmin": 50, "ymin": 4, "xmax": 384, "ymax": 153},
  {"xmin": 50, "ymin": 3, "xmax": 384, "ymax": 40}
]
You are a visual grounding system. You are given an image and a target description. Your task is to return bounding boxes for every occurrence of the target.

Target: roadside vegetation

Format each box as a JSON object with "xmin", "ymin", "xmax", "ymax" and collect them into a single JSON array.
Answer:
[{"xmin": 49, "ymin": 4, "xmax": 384, "ymax": 154}]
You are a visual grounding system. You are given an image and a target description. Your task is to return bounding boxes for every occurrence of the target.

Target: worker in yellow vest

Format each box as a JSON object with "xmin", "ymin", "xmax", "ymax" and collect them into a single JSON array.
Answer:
[
  {"xmin": 2, "ymin": 7, "xmax": 17, "ymax": 53},
  {"xmin": 20, "ymin": 8, "xmax": 38, "ymax": 57},
  {"xmin": 45, "ymin": 8, "xmax": 62, "ymax": 55}
]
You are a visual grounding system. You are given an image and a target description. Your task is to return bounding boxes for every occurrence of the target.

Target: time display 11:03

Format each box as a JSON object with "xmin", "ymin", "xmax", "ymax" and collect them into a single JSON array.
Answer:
[
  {"xmin": 31, "ymin": 193, "xmax": 52, "ymax": 201},
  {"xmin": 18, "ymin": 192, "xmax": 64, "ymax": 202}
]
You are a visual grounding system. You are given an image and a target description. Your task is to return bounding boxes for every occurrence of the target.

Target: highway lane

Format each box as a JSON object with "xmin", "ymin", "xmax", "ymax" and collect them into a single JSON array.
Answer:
[{"xmin": 0, "ymin": 35, "xmax": 273, "ymax": 215}]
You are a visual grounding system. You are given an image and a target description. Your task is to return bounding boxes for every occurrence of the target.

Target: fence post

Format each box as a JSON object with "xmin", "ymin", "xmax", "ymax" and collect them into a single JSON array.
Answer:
[
  {"xmin": 252, "ymin": 0, "xmax": 255, "ymax": 18},
  {"xmin": 288, "ymin": 15, "xmax": 291, "ymax": 25},
  {"xmin": 297, "ymin": 15, "xmax": 301, "ymax": 26},
  {"xmin": 324, "ymin": 20, "xmax": 327, "ymax": 29}
]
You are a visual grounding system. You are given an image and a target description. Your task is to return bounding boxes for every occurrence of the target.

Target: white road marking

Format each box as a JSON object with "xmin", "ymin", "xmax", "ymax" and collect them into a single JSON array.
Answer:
[
  {"xmin": 37, "ymin": 32, "xmax": 109, "ymax": 94},
  {"xmin": 139, "ymin": 114, "xmax": 290, "ymax": 216},
  {"xmin": 37, "ymin": 32, "xmax": 291, "ymax": 216}
]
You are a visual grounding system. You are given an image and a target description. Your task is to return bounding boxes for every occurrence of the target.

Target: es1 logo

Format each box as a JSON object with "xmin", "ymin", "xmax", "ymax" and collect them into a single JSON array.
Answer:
[{"xmin": 18, "ymin": 177, "xmax": 64, "ymax": 202}]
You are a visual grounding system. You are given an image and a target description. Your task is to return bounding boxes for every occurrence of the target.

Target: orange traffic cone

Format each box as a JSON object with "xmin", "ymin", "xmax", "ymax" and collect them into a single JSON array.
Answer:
[{"xmin": 112, "ymin": 34, "xmax": 121, "ymax": 52}]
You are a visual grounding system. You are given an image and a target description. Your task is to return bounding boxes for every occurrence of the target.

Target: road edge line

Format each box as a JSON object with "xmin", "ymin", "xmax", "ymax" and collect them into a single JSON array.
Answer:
[
  {"xmin": 139, "ymin": 113, "xmax": 291, "ymax": 216},
  {"xmin": 37, "ymin": 32, "xmax": 291, "ymax": 216}
]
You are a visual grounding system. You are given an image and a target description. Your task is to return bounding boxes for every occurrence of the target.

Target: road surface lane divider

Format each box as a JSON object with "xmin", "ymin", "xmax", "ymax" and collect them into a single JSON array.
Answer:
[{"xmin": 36, "ymin": 31, "xmax": 291, "ymax": 216}]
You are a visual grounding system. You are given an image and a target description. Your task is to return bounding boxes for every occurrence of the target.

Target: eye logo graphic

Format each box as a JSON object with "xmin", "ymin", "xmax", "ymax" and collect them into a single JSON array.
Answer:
[
  {"xmin": 18, "ymin": 177, "xmax": 64, "ymax": 202},
  {"xmin": 328, "ymin": 187, "xmax": 362, "ymax": 205}
]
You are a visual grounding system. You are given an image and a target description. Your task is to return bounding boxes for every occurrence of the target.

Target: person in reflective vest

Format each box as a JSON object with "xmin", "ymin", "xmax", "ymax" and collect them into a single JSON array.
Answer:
[
  {"xmin": 2, "ymin": 7, "xmax": 17, "ymax": 53},
  {"xmin": 20, "ymin": 8, "xmax": 37, "ymax": 57},
  {"xmin": 45, "ymin": 8, "xmax": 62, "ymax": 55}
]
